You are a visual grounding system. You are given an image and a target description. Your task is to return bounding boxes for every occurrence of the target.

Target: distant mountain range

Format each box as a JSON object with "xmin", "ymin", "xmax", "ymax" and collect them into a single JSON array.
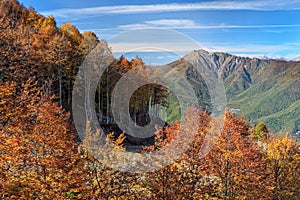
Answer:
[
  {"xmin": 255, "ymin": 55, "xmax": 300, "ymax": 62},
  {"xmin": 168, "ymin": 49, "xmax": 300, "ymax": 133}
]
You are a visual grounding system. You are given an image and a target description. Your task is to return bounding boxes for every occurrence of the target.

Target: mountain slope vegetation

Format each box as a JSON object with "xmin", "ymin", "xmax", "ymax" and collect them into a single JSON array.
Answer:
[{"xmin": 178, "ymin": 50, "xmax": 300, "ymax": 133}]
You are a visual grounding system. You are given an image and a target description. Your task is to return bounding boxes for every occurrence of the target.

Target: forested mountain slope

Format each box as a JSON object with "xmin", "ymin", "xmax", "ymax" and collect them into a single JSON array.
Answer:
[{"xmin": 176, "ymin": 49, "xmax": 300, "ymax": 133}]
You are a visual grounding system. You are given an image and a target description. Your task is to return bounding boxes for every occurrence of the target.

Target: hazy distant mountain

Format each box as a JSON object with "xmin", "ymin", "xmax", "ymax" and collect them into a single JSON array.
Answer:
[
  {"xmin": 273, "ymin": 56, "xmax": 288, "ymax": 61},
  {"xmin": 256, "ymin": 55, "xmax": 289, "ymax": 61},
  {"xmin": 292, "ymin": 56, "xmax": 300, "ymax": 61},
  {"xmin": 257, "ymin": 55, "xmax": 270, "ymax": 60},
  {"xmin": 170, "ymin": 49, "xmax": 300, "ymax": 133}
]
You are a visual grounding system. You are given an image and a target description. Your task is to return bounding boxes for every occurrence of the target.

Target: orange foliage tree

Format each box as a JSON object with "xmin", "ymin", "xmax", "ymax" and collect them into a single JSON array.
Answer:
[
  {"xmin": 141, "ymin": 109, "xmax": 212, "ymax": 199},
  {"xmin": 265, "ymin": 136, "xmax": 300, "ymax": 199},
  {"xmin": 0, "ymin": 81, "xmax": 89, "ymax": 199},
  {"xmin": 202, "ymin": 110, "xmax": 266, "ymax": 199}
]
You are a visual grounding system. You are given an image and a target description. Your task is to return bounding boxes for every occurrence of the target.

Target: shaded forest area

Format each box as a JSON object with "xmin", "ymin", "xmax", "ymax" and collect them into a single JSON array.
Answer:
[{"xmin": 0, "ymin": 0, "xmax": 299, "ymax": 199}]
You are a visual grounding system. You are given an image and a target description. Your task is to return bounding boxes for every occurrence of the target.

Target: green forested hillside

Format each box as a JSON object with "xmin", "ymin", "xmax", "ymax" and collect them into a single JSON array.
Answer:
[{"xmin": 228, "ymin": 60, "xmax": 300, "ymax": 132}]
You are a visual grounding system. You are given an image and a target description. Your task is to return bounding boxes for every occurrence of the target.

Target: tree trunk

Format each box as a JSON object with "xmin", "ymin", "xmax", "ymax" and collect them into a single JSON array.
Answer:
[{"xmin": 58, "ymin": 68, "xmax": 62, "ymax": 106}]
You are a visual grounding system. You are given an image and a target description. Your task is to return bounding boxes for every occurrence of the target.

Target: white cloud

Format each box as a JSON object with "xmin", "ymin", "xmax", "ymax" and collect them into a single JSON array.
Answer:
[
  {"xmin": 147, "ymin": 19, "xmax": 197, "ymax": 27},
  {"xmin": 42, "ymin": 1, "xmax": 300, "ymax": 18},
  {"xmin": 109, "ymin": 42, "xmax": 199, "ymax": 53},
  {"xmin": 204, "ymin": 43, "xmax": 300, "ymax": 54},
  {"xmin": 119, "ymin": 19, "xmax": 199, "ymax": 29},
  {"xmin": 118, "ymin": 21, "xmax": 300, "ymax": 30}
]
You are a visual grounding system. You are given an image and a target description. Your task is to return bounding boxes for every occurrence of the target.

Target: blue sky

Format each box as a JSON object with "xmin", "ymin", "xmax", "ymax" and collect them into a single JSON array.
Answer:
[{"xmin": 19, "ymin": 0, "xmax": 300, "ymax": 62}]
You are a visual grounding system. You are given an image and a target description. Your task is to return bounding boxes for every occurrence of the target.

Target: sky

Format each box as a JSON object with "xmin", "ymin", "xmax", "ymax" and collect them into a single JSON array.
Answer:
[{"xmin": 19, "ymin": 0, "xmax": 300, "ymax": 63}]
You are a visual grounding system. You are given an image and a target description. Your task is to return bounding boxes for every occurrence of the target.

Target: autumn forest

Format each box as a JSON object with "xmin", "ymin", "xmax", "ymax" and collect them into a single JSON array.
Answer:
[{"xmin": 0, "ymin": 0, "xmax": 299, "ymax": 199}]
